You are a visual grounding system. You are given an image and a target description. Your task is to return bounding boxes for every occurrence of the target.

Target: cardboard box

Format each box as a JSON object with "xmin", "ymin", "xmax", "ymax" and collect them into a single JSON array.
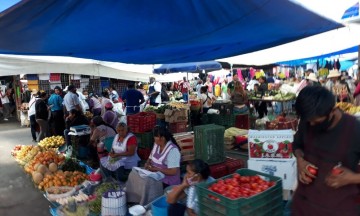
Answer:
[
  {"xmin": 247, "ymin": 158, "xmax": 297, "ymax": 190},
  {"xmin": 164, "ymin": 109, "xmax": 188, "ymax": 123},
  {"xmin": 248, "ymin": 129, "xmax": 293, "ymax": 159}
]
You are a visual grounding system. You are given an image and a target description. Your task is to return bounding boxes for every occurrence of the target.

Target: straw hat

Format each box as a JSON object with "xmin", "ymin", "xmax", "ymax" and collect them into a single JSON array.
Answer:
[
  {"xmin": 306, "ymin": 73, "xmax": 318, "ymax": 82},
  {"xmin": 327, "ymin": 69, "xmax": 341, "ymax": 78}
]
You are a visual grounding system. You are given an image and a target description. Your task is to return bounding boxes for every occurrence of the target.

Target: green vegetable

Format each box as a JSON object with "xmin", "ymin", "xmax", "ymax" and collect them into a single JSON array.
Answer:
[
  {"xmin": 89, "ymin": 182, "xmax": 121, "ymax": 214},
  {"xmin": 59, "ymin": 158, "xmax": 86, "ymax": 173}
]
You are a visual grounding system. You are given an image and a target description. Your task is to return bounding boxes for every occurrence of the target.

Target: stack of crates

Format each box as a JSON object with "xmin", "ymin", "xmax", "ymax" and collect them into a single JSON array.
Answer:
[
  {"xmin": 173, "ymin": 132, "xmax": 195, "ymax": 163},
  {"xmin": 196, "ymin": 169, "xmax": 283, "ymax": 216},
  {"xmin": 135, "ymin": 130, "xmax": 154, "ymax": 164},
  {"xmin": 209, "ymin": 157, "xmax": 245, "ymax": 179},
  {"xmin": 26, "ymin": 74, "xmax": 39, "ymax": 91},
  {"xmin": 194, "ymin": 124, "xmax": 225, "ymax": 165}
]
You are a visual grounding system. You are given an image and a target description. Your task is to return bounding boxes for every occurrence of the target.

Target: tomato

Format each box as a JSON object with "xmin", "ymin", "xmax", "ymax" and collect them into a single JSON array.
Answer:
[
  {"xmin": 331, "ymin": 167, "xmax": 343, "ymax": 176},
  {"xmin": 233, "ymin": 173, "xmax": 241, "ymax": 179},
  {"xmin": 306, "ymin": 165, "xmax": 318, "ymax": 176},
  {"xmin": 250, "ymin": 183, "xmax": 258, "ymax": 190}
]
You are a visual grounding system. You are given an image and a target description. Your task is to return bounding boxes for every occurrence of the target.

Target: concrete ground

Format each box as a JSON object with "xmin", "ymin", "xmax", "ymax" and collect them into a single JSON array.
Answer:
[{"xmin": 0, "ymin": 118, "xmax": 50, "ymax": 216}]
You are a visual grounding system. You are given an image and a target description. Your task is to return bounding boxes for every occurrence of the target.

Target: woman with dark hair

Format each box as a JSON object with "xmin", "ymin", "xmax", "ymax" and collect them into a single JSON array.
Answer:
[
  {"xmin": 199, "ymin": 86, "xmax": 215, "ymax": 114},
  {"xmin": 100, "ymin": 91, "xmax": 112, "ymax": 116},
  {"xmin": 35, "ymin": 92, "xmax": 49, "ymax": 141},
  {"xmin": 100, "ymin": 122, "xmax": 140, "ymax": 181},
  {"xmin": 167, "ymin": 159, "xmax": 214, "ymax": 216},
  {"xmin": 230, "ymin": 81, "xmax": 249, "ymax": 114},
  {"xmin": 89, "ymin": 116, "xmax": 117, "ymax": 147},
  {"xmin": 63, "ymin": 109, "xmax": 89, "ymax": 148},
  {"xmin": 126, "ymin": 126, "xmax": 181, "ymax": 205},
  {"xmin": 89, "ymin": 93, "xmax": 102, "ymax": 116}
]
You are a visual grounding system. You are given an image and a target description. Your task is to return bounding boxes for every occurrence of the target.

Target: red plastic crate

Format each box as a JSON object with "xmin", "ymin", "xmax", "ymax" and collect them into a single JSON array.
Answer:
[
  {"xmin": 169, "ymin": 122, "xmax": 187, "ymax": 133},
  {"xmin": 50, "ymin": 73, "xmax": 61, "ymax": 82},
  {"xmin": 209, "ymin": 162, "xmax": 228, "ymax": 179},
  {"xmin": 224, "ymin": 158, "xmax": 245, "ymax": 174},
  {"xmin": 127, "ymin": 112, "xmax": 157, "ymax": 133},
  {"xmin": 137, "ymin": 147, "xmax": 151, "ymax": 160},
  {"xmin": 235, "ymin": 114, "xmax": 249, "ymax": 129}
]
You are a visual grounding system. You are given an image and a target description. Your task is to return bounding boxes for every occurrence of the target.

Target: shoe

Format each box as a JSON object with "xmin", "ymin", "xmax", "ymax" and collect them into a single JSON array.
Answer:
[
  {"xmin": 32, "ymin": 139, "xmax": 37, "ymax": 143},
  {"xmin": 3, "ymin": 118, "xmax": 8, "ymax": 121}
]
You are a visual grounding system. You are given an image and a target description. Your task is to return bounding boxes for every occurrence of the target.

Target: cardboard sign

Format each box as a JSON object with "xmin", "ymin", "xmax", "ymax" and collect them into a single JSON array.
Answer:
[{"xmin": 248, "ymin": 130, "xmax": 293, "ymax": 159}]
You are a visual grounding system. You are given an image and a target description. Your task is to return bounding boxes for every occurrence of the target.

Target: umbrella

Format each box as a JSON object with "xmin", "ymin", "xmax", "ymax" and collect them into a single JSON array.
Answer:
[{"xmin": 153, "ymin": 61, "xmax": 222, "ymax": 74}]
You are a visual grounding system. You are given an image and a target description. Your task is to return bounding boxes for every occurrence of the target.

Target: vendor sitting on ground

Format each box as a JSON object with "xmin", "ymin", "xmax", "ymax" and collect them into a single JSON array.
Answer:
[
  {"xmin": 199, "ymin": 86, "xmax": 216, "ymax": 114},
  {"xmin": 100, "ymin": 122, "xmax": 140, "ymax": 182},
  {"xmin": 126, "ymin": 126, "xmax": 181, "ymax": 205},
  {"xmin": 167, "ymin": 159, "xmax": 214, "ymax": 216},
  {"xmin": 230, "ymin": 81, "xmax": 249, "ymax": 114}
]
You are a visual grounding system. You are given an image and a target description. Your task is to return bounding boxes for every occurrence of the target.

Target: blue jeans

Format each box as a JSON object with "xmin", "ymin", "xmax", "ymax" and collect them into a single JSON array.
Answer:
[
  {"xmin": 233, "ymin": 106, "xmax": 249, "ymax": 115},
  {"xmin": 182, "ymin": 93, "xmax": 188, "ymax": 102}
]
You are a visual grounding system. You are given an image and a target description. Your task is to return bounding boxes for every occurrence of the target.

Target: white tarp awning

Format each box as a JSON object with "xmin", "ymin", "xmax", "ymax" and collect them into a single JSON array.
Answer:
[
  {"xmin": 218, "ymin": 24, "xmax": 360, "ymax": 66},
  {"xmin": 0, "ymin": 54, "xmax": 189, "ymax": 82}
]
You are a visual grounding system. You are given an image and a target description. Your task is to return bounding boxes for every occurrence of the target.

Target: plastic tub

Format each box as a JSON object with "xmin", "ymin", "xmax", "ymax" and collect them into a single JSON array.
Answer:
[{"xmin": 151, "ymin": 196, "xmax": 168, "ymax": 216}]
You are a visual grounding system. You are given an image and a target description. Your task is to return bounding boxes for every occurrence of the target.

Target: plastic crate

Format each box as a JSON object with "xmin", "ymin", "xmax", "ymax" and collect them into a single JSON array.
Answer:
[
  {"xmin": 235, "ymin": 114, "xmax": 249, "ymax": 129},
  {"xmin": 209, "ymin": 162, "xmax": 228, "ymax": 179},
  {"xmin": 169, "ymin": 122, "xmax": 187, "ymax": 133},
  {"xmin": 134, "ymin": 131, "xmax": 154, "ymax": 149},
  {"xmin": 197, "ymin": 169, "xmax": 283, "ymax": 216},
  {"xmin": 212, "ymin": 103, "xmax": 234, "ymax": 115},
  {"xmin": 208, "ymin": 114, "xmax": 236, "ymax": 127},
  {"xmin": 127, "ymin": 112, "xmax": 156, "ymax": 133},
  {"xmin": 174, "ymin": 132, "xmax": 195, "ymax": 162},
  {"xmin": 224, "ymin": 158, "xmax": 245, "ymax": 174},
  {"xmin": 194, "ymin": 124, "xmax": 225, "ymax": 165},
  {"xmin": 26, "ymin": 74, "xmax": 38, "ymax": 80},
  {"xmin": 137, "ymin": 148, "xmax": 151, "ymax": 160}
]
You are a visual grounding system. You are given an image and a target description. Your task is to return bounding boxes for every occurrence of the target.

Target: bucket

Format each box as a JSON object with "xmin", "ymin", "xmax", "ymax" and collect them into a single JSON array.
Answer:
[{"xmin": 151, "ymin": 196, "xmax": 168, "ymax": 216}]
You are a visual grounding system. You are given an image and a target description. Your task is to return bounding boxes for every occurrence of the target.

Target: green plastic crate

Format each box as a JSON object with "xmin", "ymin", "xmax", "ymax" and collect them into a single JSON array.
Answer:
[
  {"xmin": 196, "ymin": 169, "xmax": 283, "ymax": 216},
  {"xmin": 134, "ymin": 131, "xmax": 154, "ymax": 149},
  {"xmin": 208, "ymin": 114, "xmax": 236, "ymax": 127},
  {"xmin": 194, "ymin": 124, "xmax": 225, "ymax": 165}
]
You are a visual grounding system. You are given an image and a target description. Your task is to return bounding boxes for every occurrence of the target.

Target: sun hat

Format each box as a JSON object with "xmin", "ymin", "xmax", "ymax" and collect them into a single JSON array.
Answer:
[
  {"xmin": 327, "ymin": 69, "xmax": 341, "ymax": 78},
  {"xmin": 306, "ymin": 73, "xmax": 318, "ymax": 82}
]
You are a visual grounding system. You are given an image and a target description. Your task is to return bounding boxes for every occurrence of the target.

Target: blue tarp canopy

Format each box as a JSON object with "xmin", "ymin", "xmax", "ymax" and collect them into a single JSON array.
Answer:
[
  {"xmin": 342, "ymin": 2, "xmax": 359, "ymax": 20},
  {"xmin": 277, "ymin": 46, "xmax": 358, "ymax": 66},
  {"xmin": 0, "ymin": 0, "xmax": 341, "ymax": 64},
  {"xmin": 153, "ymin": 61, "xmax": 222, "ymax": 74}
]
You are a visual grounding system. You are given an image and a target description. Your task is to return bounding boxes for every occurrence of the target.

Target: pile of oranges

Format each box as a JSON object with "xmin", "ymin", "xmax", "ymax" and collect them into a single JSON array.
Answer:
[
  {"xmin": 38, "ymin": 170, "xmax": 88, "ymax": 190},
  {"xmin": 25, "ymin": 150, "xmax": 65, "ymax": 173}
]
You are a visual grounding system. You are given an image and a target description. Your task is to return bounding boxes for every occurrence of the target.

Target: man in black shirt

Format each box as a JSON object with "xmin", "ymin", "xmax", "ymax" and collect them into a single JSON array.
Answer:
[{"xmin": 292, "ymin": 86, "xmax": 360, "ymax": 216}]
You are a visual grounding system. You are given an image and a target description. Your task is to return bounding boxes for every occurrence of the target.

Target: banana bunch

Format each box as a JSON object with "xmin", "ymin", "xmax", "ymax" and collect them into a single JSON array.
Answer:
[
  {"xmin": 168, "ymin": 101, "xmax": 189, "ymax": 109},
  {"xmin": 39, "ymin": 136, "xmax": 65, "ymax": 149},
  {"xmin": 336, "ymin": 102, "xmax": 360, "ymax": 115},
  {"xmin": 336, "ymin": 102, "xmax": 354, "ymax": 112}
]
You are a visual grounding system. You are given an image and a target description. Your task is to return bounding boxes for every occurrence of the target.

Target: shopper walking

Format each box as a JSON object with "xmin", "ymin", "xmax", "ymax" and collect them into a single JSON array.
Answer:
[
  {"xmin": 28, "ymin": 89, "xmax": 39, "ymax": 142},
  {"xmin": 48, "ymin": 86, "xmax": 65, "ymax": 136},
  {"xmin": 0, "ymin": 88, "xmax": 11, "ymax": 121},
  {"xmin": 35, "ymin": 92, "xmax": 49, "ymax": 142},
  {"xmin": 148, "ymin": 77, "xmax": 162, "ymax": 106},
  {"xmin": 179, "ymin": 77, "xmax": 191, "ymax": 102}
]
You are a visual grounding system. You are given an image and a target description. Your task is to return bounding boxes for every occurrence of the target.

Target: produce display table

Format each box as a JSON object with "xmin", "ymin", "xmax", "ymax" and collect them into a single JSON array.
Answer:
[{"xmin": 248, "ymin": 98, "xmax": 295, "ymax": 114}]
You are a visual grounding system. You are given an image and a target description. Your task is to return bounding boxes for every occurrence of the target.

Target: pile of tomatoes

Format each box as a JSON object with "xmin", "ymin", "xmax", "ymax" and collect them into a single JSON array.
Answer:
[{"xmin": 207, "ymin": 173, "xmax": 276, "ymax": 200}]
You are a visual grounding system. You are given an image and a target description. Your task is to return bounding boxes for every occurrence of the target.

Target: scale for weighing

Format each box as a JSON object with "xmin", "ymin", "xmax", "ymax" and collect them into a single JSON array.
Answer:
[{"xmin": 68, "ymin": 125, "xmax": 91, "ymax": 136}]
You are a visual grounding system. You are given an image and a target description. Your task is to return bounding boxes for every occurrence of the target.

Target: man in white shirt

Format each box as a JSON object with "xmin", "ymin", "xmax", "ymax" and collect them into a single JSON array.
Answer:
[
  {"xmin": 28, "ymin": 89, "xmax": 39, "ymax": 141},
  {"xmin": 148, "ymin": 77, "xmax": 162, "ymax": 106},
  {"xmin": 63, "ymin": 85, "xmax": 82, "ymax": 115},
  {"xmin": 0, "ymin": 88, "xmax": 10, "ymax": 121}
]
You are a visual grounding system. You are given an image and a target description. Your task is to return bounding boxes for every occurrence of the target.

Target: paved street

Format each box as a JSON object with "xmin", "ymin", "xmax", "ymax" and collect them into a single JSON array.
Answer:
[{"xmin": 0, "ymin": 118, "xmax": 50, "ymax": 216}]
